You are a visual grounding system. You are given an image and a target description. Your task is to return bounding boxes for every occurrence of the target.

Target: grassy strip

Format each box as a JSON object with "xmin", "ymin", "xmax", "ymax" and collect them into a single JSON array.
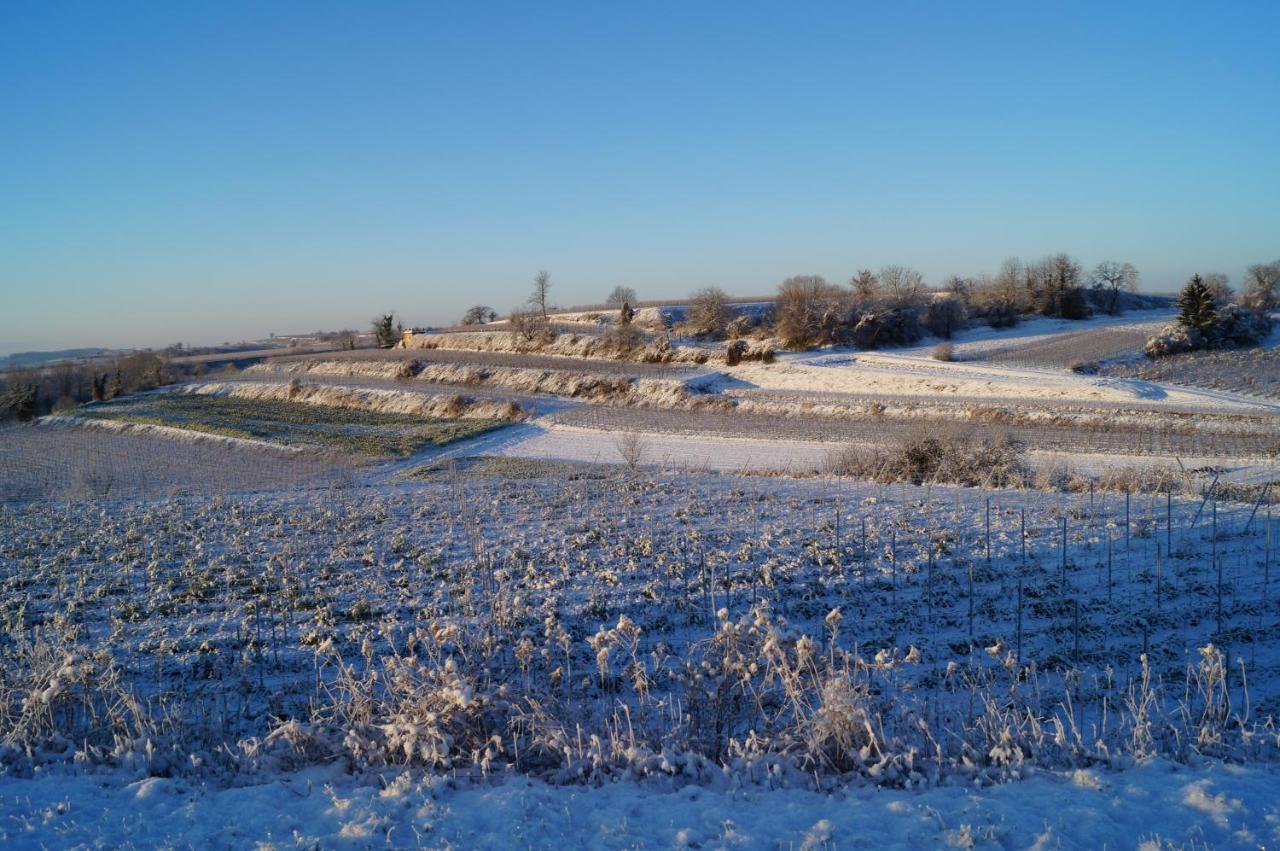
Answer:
[
  {"xmin": 80, "ymin": 394, "xmax": 508, "ymax": 457},
  {"xmin": 401, "ymin": 455, "xmax": 617, "ymax": 480}
]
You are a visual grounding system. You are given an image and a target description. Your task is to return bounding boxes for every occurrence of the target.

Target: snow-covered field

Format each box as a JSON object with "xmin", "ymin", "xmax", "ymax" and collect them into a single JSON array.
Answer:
[
  {"xmin": 4, "ymin": 759, "xmax": 1277, "ymax": 849},
  {"xmin": 5, "ymin": 306, "xmax": 1280, "ymax": 847}
]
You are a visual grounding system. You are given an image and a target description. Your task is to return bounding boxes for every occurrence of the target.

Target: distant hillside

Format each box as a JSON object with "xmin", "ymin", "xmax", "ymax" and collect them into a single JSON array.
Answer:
[{"xmin": 3, "ymin": 348, "xmax": 111, "ymax": 368}]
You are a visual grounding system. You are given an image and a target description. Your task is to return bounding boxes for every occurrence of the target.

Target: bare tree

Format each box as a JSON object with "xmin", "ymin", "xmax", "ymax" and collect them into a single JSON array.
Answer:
[
  {"xmin": 1032, "ymin": 253, "xmax": 1086, "ymax": 318},
  {"xmin": 615, "ymin": 432, "xmax": 646, "ymax": 472},
  {"xmin": 1242, "ymin": 260, "xmax": 1280, "ymax": 311},
  {"xmin": 970, "ymin": 259, "xmax": 1027, "ymax": 327},
  {"xmin": 849, "ymin": 269, "xmax": 878, "ymax": 303},
  {"xmin": 877, "ymin": 265, "xmax": 926, "ymax": 307},
  {"xmin": 684, "ymin": 287, "xmax": 730, "ymax": 339},
  {"xmin": 1088, "ymin": 261, "xmax": 1139, "ymax": 315},
  {"xmin": 1202, "ymin": 272, "xmax": 1232, "ymax": 306},
  {"xmin": 509, "ymin": 306, "xmax": 551, "ymax": 344},
  {"xmin": 775, "ymin": 274, "xmax": 847, "ymax": 349},
  {"xmin": 461, "ymin": 305, "xmax": 497, "ymax": 326},
  {"xmin": 606, "ymin": 286, "xmax": 637, "ymax": 308},
  {"xmin": 530, "ymin": 270, "xmax": 552, "ymax": 320}
]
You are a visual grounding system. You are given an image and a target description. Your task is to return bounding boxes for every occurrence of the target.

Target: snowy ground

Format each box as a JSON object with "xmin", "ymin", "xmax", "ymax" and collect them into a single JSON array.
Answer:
[
  {"xmin": 726, "ymin": 350, "xmax": 1278, "ymax": 413},
  {"xmin": 3, "ymin": 760, "xmax": 1277, "ymax": 849},
  {"xmin": 491, "ymin": 423, "xmax": 834, "ymax": 473}
]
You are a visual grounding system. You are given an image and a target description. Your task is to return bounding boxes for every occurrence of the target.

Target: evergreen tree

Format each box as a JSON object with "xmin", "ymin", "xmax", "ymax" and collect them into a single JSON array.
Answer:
[{"xmin": 1176, "ymin": 275, "xmax": 1218, "ymax": 335}]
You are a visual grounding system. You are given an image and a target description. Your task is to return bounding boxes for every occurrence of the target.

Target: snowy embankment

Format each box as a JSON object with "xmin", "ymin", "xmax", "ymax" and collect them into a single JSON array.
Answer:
[
  {"xmin": 2, "ymin": 760, "xmax": 1275, "ymax": 849},
  {"xmin": 731, "ymin": 350, "xmax": 1280, "ymax": 414}
]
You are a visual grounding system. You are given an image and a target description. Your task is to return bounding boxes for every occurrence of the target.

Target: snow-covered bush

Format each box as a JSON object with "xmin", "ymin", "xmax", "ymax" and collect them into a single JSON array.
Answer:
[{"xmin": 1144, "ymin": 323, "xmax": 1203, "ymax": 358}]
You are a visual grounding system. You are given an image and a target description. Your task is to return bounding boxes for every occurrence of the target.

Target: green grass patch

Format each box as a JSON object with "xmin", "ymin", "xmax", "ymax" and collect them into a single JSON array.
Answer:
[
  {"xmin": 401, "ymin": 455, "xmax": 617, "ymax": 481},
  {"xmin": 80, "ymin": 394, "xmax": 508, "ymax": 457}
]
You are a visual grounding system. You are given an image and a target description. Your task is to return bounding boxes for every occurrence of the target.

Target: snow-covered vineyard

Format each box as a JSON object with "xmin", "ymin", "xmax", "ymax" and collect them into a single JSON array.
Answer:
[{"xmin": 2, "ymin": 463, "xmax": 1279, "ymax": 845}]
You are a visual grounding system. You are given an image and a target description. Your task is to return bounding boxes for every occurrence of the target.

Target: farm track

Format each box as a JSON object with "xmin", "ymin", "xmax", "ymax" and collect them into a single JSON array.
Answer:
[
  {"xmin": 264, "ymin": 347, "xmax": 703, "ymax": 378},
  {"xmin": 553, "ymin": 404, "xmax": 1279, "ymax": 458},
  {"xmin": 725, "ymin": 385, "xmax": 1280, "ymax": 418}
]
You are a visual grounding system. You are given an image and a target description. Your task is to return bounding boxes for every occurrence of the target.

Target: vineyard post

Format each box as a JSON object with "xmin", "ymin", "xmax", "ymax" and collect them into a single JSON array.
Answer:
[
  {"xmin": 1125, "ymin": 491, "xmax": 1131, "ymax": 583},
  {"xmin": 1155, "ymin": 542, "xmax": 1162, "ymax": 615},
  {"xmin": 1020, "ymin": 507, "xmax": 1026, "ymax": 564},
  {"xmin": 890, "ymin": 528, "xmax": 897, "ymax": 610},
  {"xmin": 1061, "ymin": 515, "xmax": 1067, "ymax": 586},
  {"xmin": 1016, "ymin": 575, "xmax": 1023, "ymax": 665},
  {"xmin": 1212, "ymin": 499, "xmax": 1218, "ymax": 570},
  {"xmin": 1072, "ymin": 597, "xmax": 1080, "ymax": 663},
  {"xmin": 927, "ymin": 545, "xmax": 934, "ymax": 631},
  {"xmin": 985, "ymin": 497, "xmax": 991, "ymax": 563},
  {"xmin": 968, "ymin": 557, "xmax": 974, "ymax": 645},
  {"xmin": 1217, "ymin": 554, "xmax": 1224, "ymax": 638},
  {"xmin": 1107, "ymin": 531, "xmax": 1113, "ymax": 604}
]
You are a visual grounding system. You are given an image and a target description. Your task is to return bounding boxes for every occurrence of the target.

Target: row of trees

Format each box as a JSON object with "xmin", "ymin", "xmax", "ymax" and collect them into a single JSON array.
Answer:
[
  {"xmin": 443, "ymin": 257, "xmax": 1277, "ymax": 355},
  {"xmin": 1, "ymin": 351, "xmax": 172, "ymax": 423}
]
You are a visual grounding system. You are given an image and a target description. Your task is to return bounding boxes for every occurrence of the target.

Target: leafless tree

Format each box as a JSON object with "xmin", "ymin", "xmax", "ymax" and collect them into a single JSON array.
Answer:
[
  {"xmin": 509, "ymin": 306, "xmax": 551, "ymax": 344},
  {"xmin": 775, "ymin": 274, "xmax": 847, "ymax": 349},
  {"xmin": 970, "ymin": 259, "xmax": 1028, "ymax": 326},
  {"xmin": 1088, "ymin": 261, "xmax": 1139, "ymax": 314},
  {"xmin": 530, "ymin": 270, "xmax": 552, "ymax": 320},
  {"xmin": 684, "ymin": 287, "xmax": 730, "ymax": 339},
  {"xmin": 606, "ymin": 286, "xmax": 637, "ymax": 307},
  {"xmin": 461, "ymin": 305, "xmax": 497, "ymax": 326},
  {"xmin": 877, "ymin": 265, "xmax": 926, "ymax": 307},
  {"xmin": 1242, "ymin": 260, "xmax": 1280, "ymax": 311},
  {"xmin": 615, "ymin": 432, "xmax": 646, "ymax": 472},
  {"xmin": 1202, "ymin": 272, "xmax": 1233, "ymax": 306},
  {"xmin": 1031, "ymin": 253, "xmax": 1086, "ymax": 318},
  {"xmin": 849, "ymin": 269, "xmax": 878, "ymax": 303}
]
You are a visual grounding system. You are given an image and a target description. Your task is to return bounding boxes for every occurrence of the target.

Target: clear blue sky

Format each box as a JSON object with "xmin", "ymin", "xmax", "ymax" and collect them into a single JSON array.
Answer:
[{"xmin": 2, "ymin": 1, "xmax": 1277, "ymax": 352}]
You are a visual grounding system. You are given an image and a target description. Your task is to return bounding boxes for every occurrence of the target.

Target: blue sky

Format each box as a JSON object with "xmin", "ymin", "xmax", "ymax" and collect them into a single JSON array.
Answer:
[{"xmin": 2, "ymin": 1, "xmax": 1278, "ymax": 352}]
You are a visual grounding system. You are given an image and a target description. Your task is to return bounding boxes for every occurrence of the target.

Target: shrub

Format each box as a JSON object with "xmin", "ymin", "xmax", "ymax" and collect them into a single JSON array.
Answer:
[
  {"xmin": 931, "ymin": 342, "xmax": 954, "ymax": 362},
  {"xmin": 1145, "ymin": 324, "xmax": 1202, "ymax": 358},
  {"xmin": 924, "ymin": 295, "xmax": 966, "ymax": 339},
  {"xmin": 825, "ymin": 424, "xmax": 1029, "ymax": 487},
  {"xmin": 774, "ymin": 275, "xmax": 848, "ymax": 350},
  {"xmin": 1215, "ymin": 304, "xmax": 1273, "ymax": 347},
  {"xmin": 683, "ymin": 287, "xmax": 731, "ymax": 339},
  {"xmin": 849, "ymin": 306, "xmax": 923, "ymax": 349}
]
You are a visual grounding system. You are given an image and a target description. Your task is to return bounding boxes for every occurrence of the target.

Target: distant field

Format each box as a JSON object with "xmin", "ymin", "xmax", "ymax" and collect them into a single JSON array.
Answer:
[
  {"xmin": 80, "ymin": 393, "xmax": 507, "ymax": 457},
  {"xmin": 0, "ymin": 421, "xmax": 348, "ymax": 502},
  {"xmin": 1100, "ymin": 347, "xmax": 1280, "ymax": 400},
  {"xmin": 977, "ymin": 324, "xmax": 1159, "ymax": 369}
]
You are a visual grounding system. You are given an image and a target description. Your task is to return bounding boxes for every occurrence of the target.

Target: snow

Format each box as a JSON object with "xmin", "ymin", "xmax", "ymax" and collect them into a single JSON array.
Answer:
[
  {"xmin": 2, "ymin": 760, "xmax": 1276, "ymax": 849},
  {"xmin": 492, "ymin": 423, "xmax": 834, "ymax": 472},
  {"xmin": 727, "ymin": 350, "xmax": 1280, "ymax": 414}
]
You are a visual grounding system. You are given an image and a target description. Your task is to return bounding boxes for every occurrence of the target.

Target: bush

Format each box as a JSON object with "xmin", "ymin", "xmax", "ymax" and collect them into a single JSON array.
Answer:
[
  {"xmin": 1215, "ymin": 304, "xmax": 1273, "ymax": 347},
  {"xmin": 774, "ymin": 275, "xmax": 847, "ymax": 350},
  {"xmin": 1144, "ymin": 324, "xmax": 1202, "ymax": 358},
  {"xmin": 1146, "ymin": 302, "xmax": 1272, "ymax": 359},
  {"xmin": 931, "ymin": 342, "xmax": 954, "ymax": 362},
  {"xmin": 683, "ymin": 287, "xmax": 730, "ymax": 339},
  {"xmin": 924, "ymin": 296, "xmax": 966, "ymax": 339},
  {"xmin": 826, "ymin": 424, "xmax": 1029, "ymax": 487},
  {"xmin": 849, "ymin": 306, "xmax": 923, "ymax": 349},
  {"xmin": 1069, "ymin": 360, "xmax": 1099, "ymax": 374}
]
